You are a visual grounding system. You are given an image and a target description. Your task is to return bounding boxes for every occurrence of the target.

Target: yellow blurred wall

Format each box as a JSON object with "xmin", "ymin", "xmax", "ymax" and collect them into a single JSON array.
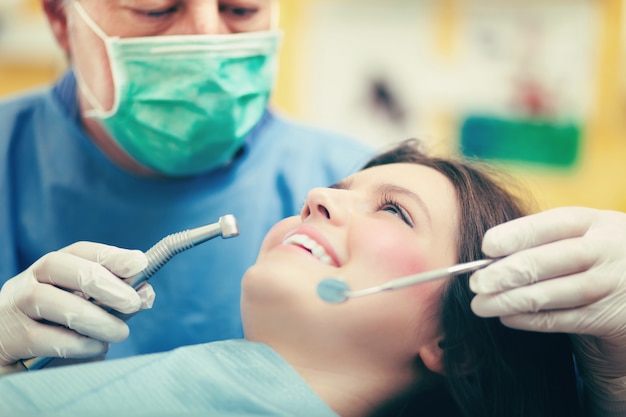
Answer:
[
  {"xmin": 499, "ymin": 0, "xmax": 626, "ymax": 212},
  {"xmin": 273, "ymin": 0, "xmax": 626, "ymax": 213},
  {"xmin": 0, "ymin": 0, "xmax": 65, "ymax": 96},
  {"xmin": 1, "ymin": 0, "xmax": 625, "ymax": 212},
  {"xmin": 523, "ymin": 0, "xmax": 626, "ymax": 212},
  {"xmin": 0, "ymin": 64, "xmax": 62, "ymax": 96}
]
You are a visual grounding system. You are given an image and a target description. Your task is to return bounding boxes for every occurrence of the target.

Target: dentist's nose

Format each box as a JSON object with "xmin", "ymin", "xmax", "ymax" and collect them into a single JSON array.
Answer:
[
  {"xmin": 177, "ymin": 3, "xmax": 228, "ymax": 35},
  {"xmin": 301, "ymin": 188, "xmax": 347, "ymax": 225}
]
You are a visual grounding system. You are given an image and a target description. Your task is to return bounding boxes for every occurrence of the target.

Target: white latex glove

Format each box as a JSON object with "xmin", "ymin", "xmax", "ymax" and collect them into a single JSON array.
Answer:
[
  {"xmin": 0, "ymin": 242, "xmax": 155, "ymax": 370},
  {"xmin": 469, "ymin": 207, "xmax": 626, "ymax": 416}
]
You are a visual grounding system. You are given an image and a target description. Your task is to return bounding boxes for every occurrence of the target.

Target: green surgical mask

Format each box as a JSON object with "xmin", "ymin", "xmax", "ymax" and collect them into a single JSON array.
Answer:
[{"xmin": 73, "ymin": 1, "xmax": 281, "ymax": 177}]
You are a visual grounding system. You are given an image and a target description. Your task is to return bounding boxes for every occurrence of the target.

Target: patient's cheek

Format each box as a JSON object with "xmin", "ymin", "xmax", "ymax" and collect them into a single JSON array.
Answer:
[
  {"xmin": 389, "ymin": 250, "xmax": 430, "ymax": 277},
  {"xmin": 368, "ymin": 231, "xmax": 430, "ymax": 277}
]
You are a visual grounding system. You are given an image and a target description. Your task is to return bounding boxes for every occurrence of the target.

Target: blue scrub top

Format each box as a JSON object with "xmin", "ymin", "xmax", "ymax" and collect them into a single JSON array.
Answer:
[
  {"xmin": 0, "ymin": 72, "xmax": 373, "ymax": 358},
  {"xmin": 0, "ymin": 340, "xmax": 340, "ymax": 417}
]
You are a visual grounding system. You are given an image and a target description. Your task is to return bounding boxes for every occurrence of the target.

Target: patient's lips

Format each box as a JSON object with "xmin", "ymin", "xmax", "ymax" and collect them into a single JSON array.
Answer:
[
  {"xmin": 283, "ymin": 234, "xmax": 333, "ymax": 265},
  {"xmin": 282, "ymin": 227, "xmax": 340, "ymax": 267}
]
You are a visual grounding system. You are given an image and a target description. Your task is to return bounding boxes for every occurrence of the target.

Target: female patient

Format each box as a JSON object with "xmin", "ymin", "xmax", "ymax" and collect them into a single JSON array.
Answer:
[{"xmin": 0, "ymin": 139, "xmax": 579, "ymax": 417}]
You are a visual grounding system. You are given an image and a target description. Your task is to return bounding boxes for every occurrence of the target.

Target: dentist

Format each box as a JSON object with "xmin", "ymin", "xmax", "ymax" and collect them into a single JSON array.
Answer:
[{"xmin": 0, "ymin": 0, "xmax": 371, "ymax": 370}]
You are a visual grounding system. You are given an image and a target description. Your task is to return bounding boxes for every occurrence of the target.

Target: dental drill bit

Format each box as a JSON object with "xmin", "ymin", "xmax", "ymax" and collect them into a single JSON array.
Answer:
[
  {"xmin": 21, "ymin": 215, "xmax": 240, "ymax": 371},
  {"xmin": 317, "ymin": 259, "xmax": 495, "ymax": 304}
]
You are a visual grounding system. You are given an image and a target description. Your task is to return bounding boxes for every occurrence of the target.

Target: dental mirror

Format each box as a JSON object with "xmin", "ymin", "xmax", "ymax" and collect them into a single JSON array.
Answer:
[{"xmin": 317, "ymin": 259, "xmax": 495, "ymax": 304}]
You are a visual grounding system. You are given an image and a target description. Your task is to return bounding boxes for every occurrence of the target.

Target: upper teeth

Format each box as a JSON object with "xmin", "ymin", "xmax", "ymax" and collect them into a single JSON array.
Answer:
[{"xmin": 283, "ymin": 234, "xmax": 333, "ymax": 265}]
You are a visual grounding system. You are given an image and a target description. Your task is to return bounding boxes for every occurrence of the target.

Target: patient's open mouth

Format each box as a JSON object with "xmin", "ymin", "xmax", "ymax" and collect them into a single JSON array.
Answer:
[{"xmin": 283, "ymin": 234, "xmax": 333, "ymax": 265}]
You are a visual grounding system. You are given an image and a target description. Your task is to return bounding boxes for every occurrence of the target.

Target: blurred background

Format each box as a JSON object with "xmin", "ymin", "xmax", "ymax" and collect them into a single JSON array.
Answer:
[{"xmin": 1, "ymin": 0, "xmax": 625, "ymax": 212}]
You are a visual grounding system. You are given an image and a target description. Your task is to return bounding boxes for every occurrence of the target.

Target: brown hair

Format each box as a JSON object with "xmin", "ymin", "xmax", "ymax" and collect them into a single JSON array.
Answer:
[{"xmin": 362, "ymin": 139, "xmax": 580, "ymax": 417}]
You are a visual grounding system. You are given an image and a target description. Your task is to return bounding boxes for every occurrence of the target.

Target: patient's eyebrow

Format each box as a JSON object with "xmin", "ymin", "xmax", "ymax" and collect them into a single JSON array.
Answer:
[
  {"xmin": 377, "ymin": 184, "xmax": 432, "ymax": 227},
  {"xmin": 329, "ymin": 178, "xmax": 432, "ymax": 226},
  {"xmin": 329, "ymin": 179, "xmax": 352, "ymax": 190}
]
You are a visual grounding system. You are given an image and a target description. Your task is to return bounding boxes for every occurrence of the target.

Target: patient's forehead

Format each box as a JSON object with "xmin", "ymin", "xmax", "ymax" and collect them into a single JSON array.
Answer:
[{"xmin": 347, "ymin": 163, "xmax": 458, "ymax": 208}]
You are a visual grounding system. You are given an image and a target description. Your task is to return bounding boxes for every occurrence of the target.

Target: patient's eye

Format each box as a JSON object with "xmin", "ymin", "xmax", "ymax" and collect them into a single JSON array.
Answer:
[{"xmin": 377, "ymin": 196, "xmax": 414, "ymax": 228}]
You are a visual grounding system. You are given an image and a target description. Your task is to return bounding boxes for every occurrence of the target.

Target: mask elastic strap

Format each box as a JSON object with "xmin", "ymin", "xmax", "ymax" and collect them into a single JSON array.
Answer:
[
  {"xmin": 73, "ymin": 69, "xmax": 106, "ymax": 117},
  {"xmin": 72, "ymin": 1, "xmax": 111, "ymax": 42},
  {"xmin": 71, "ymin": 1, "xmax": 114, "ymax": 117}
]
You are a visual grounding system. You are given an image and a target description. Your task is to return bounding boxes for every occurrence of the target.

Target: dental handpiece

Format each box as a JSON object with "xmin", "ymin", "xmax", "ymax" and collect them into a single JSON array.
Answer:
[
  {"xmin": 122, "ymin": 214, "xmax": 240, "ymax": 289},
  {"xmin": 21, "ymin": 215, "xmax": 240, "ymax": 371}
]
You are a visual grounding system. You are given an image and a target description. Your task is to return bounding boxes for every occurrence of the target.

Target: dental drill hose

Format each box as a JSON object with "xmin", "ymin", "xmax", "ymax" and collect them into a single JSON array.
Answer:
[
  {"xmin": 124, "ymin": 214, "xmax": 239, "ymax": 289},
  {"xmin": 20, "ymin": 215, "xmax": 239, "ymax": 371}
]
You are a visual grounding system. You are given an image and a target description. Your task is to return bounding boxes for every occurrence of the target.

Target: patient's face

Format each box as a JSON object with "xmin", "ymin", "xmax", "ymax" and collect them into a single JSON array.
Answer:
[{"xmin": 241, "ymin": 163, "xmax": 459, "ymax": 367}]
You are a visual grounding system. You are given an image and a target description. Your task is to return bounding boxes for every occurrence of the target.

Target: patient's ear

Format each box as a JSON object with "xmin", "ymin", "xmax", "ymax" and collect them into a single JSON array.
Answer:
[{"xmin": 419, "ymin": 338, "xmax": 445, "ymax": 376}]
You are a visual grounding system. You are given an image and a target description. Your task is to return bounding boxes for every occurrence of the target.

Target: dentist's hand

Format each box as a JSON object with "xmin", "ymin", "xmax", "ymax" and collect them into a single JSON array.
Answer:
[
  {"xmin": 0, "ymin": 242, "xmax": 155, "ymax": 369},
  {"xmin": 469, "ymin": 207, "xmax": 626, "ymax": 415}
]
